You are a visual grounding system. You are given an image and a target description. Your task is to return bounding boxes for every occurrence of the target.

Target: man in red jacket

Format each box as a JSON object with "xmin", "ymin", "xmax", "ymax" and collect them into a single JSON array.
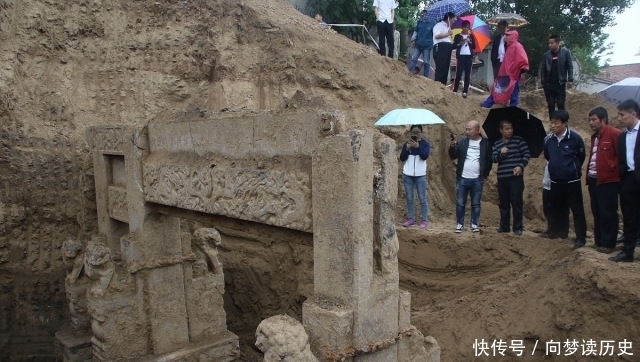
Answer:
[{"xmin": 586, "ymin": 107, "xmax": 621, "ymax": 253}]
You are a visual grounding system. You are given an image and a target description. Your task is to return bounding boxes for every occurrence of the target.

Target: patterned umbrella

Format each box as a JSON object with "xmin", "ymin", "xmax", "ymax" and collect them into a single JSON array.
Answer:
[
  {"xmin": 487, "ymin": 13, "xmax": 529, "ymax": 28},
  {"xmin": 424, "ymin": 0, "xmax": 472, "ymax": 22},
  {"xmin": 451, "ymin": 15, "xmax": 491, "ymax": 53}
]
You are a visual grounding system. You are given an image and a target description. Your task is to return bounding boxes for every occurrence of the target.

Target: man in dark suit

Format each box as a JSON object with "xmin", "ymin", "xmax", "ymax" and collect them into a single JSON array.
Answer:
[
  {"xmin": 490, "ymin": 20, "xmax": 507, "ymax": 80},
  {"xmin": 610, "ymin": 99, "xmax": 640, "ymax": 262}
]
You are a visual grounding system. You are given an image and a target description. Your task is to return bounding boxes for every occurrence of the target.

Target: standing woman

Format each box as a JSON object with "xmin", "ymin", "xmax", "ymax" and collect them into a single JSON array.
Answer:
[
  {"xmin": 433, "ymin": 12, "xmax": 456, "ymax": 85},
  {"xmin": 400, "ymin": 125, "xmax": 431, "ymax": 229}
]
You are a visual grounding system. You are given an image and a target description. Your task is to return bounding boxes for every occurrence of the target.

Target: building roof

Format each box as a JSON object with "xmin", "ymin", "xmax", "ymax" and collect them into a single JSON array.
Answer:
[{"xmin": 594, "ymin": 63, "xmax": 640, "ymax": 84}]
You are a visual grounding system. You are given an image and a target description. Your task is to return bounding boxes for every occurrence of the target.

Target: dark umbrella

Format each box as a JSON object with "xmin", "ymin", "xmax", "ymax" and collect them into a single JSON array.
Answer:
[{"xmin": 482, "ymin": 107, "xmax": 546, "ymax": 157}]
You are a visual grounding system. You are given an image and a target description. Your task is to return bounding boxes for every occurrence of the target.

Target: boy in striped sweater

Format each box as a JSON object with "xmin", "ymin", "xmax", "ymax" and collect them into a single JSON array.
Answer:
[{"xmin": 492, "ymin": 120, "xmax": 531, "ymax": 235}]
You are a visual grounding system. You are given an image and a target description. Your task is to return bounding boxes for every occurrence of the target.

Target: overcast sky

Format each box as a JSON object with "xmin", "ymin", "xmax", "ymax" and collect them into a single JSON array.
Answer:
[{"xmin": 603, "ymin": 0, "xmax": 640, "ymax": 65}]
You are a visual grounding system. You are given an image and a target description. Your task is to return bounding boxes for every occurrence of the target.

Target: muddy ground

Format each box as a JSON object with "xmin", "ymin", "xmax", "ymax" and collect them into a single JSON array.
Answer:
[{"xmin": 1, "ymin": 0, "xmax": 639, "ymax": 361}]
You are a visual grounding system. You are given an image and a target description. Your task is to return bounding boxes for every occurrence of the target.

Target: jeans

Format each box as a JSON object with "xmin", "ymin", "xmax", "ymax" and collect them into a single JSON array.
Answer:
[
  {"xmin": 408, "ymin": 46, "xmax": 432, "ymax": 77},
  {"xmin": 587, "ymin": 178, "xmax": 619, "ymax": 248},
  {"xmin": 481, "ymin": 80, "xmax": 520, "ymax": 107},
  {"xmin": 377, "ymin": 20, "xmax": 394, "ymax": 57},
  {"xmin": 498, "ymin": 177, "xmax": 524, "ymax": 232},
  {"xmin": 453, "ymin": 54, "xmax": 472, "ymax": 93},
  {"xmin": 403, "ymin": 174, "xmax": 428, "ymax": 221},
  {"xmin": 456, "ymin": 177, "xmax": 483, "ymax": 226},
  {"xmin": 543, "ymin": 83, "xmax": 567, "ymax": 118}
]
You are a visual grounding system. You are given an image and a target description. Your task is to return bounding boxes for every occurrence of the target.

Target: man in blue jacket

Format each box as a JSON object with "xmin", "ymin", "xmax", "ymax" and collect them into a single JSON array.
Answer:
[
  {"xmin": 408, "ymin": 9, "xmax": 435, "ymax": 77},
  {"xmin": 541, "ymin": 35, "xmax": 574, "ymax": 119},
  {"xmin": 400, "ymin": 125, "xmax": 431, "ymax": 229},
  {"xmin": 448, "ymin": 120, "xmax": 492, "ymax": 233},
  {"xmin": 542, "ymin": 110, "xmax": 587, "ymax": 249}
]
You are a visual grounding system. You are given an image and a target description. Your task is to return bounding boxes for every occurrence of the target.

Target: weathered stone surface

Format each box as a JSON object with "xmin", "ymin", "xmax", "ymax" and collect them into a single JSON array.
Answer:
[
  {"xmin": 143, "ymin": 156, "xmax": 312, "ymax": 232},
  {"xmin": 107, "ymin": 186, "xmax": 128, "ymax": 223},
  {"xmin": 302, "ymin": 297, "xmax": 353, "ymax": 355},
  {"xmin": 256, "ymin": 315, "xmax": 318, "ymax": 362}
]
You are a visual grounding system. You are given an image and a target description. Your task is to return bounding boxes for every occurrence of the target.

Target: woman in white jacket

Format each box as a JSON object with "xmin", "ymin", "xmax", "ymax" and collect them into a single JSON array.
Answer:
[{"xmin": 399, "ymin": 125, "xmax": 431, "ymax": 229}]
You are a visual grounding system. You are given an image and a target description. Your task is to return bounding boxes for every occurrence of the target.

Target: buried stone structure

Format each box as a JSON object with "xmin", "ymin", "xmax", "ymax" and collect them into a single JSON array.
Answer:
[{"xmin": 58, "ymin": 106, "xmax": 440, "ymax": 361}]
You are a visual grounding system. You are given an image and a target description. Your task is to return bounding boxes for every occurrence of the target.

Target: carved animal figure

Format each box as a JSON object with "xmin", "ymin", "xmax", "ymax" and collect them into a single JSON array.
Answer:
[
  {"xmin": 255, "ymin": 315, "xmax": 318, "ymax": 362},
  {"xmin": 192, "ymin": 227, "xmax": 223, "ymax": 274},
  {"xmin": 84, "ymin": 241, "xmax": 114, "ymax": 297}
]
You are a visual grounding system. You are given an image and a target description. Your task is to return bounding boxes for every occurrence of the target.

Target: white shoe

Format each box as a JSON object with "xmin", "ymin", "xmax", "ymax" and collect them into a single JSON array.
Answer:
[
  {"xmin": 455, "ymin": 224, "xmax": 463, "ymax": 233},
  {"xmin": 471, "ymin": 224, "xmax": 480, "ymax": 232}
]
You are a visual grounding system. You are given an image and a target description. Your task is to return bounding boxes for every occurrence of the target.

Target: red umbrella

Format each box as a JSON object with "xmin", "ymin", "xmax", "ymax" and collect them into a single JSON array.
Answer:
[{"xmin": 451, "ymin": 15, "xmax": 491, "ymax": 53}]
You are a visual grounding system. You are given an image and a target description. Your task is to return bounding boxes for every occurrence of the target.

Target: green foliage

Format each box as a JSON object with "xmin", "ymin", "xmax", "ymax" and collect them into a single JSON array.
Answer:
[
  {"xmin": 470, "ymin": 0, "xmax": 633, "ymax": 78},
  {"xmin": 308, "ymin": 0, "xmax": 422, "ymax": 32}
]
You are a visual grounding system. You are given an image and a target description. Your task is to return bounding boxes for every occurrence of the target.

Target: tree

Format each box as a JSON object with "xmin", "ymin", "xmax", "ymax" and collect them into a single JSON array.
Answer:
[
  {"xmin": 470, "ymin": 0, "xmax": 633, "ymax": 81},
  {"xmin": 308, "ymin": 0, "xmax": 422, "ymax": 44}
]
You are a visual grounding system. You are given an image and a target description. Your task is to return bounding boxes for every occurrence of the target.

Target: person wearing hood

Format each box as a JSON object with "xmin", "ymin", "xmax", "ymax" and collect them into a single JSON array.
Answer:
[
  {"xmin": 481, "ymin": 30, "xmax": 529, "ymax": 108},
  {"xmin": 408, "ymin": 9, "xmax": 436, "ymax": 77}
]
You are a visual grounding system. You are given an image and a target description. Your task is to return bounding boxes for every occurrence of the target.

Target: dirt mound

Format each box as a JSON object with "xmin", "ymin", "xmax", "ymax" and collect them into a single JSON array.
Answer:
[{"xmin": 1, "ymin": 0, "xmax": 639, "ymax": 361}]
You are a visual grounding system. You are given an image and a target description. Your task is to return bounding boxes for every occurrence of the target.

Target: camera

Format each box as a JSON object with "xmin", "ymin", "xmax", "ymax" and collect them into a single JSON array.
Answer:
[{"xmin": 411, "ymin": 135, "xmax": 418, "ymax": 142}]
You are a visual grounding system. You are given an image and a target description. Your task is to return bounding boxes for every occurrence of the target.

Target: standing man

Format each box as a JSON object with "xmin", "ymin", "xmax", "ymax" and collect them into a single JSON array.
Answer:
[
  {"xmin": 399, "ymin": 125, "xmax": 431, "ymax": 229},
  {"xmin": 542, "ymin": 110, "xmax": 587, "ymax": 249},
  {"xmin": 373, "ymin": 0, "xmax": 397, "ymax": 58},
  {"xmin": 609, "ymin": 100, "xmax": 640, "ymax": 263},
  {"xmin": 541, "ymin": 35, "xmax": 574, "ymax": 118},
  {"xmin": 586, "ymin": 107, "xmax": 621, "ymax": 254},
  {"xmin": 408, "ymin": 9, "xmax": 436, "ymax": 77},
  {"xmin": 449, "ymin": 120, "xmax": 492, "ymax": 233},
  {"xmin": 433, "ymin": 12, "xmax": 456, "ymax": 85},
  {"xmin": 492, "ymin": 120, "xmax": 530, "ymax": 236},
  {"xmin": 490, "ymin": 20, "xmax": 508, "ymax": 80}
]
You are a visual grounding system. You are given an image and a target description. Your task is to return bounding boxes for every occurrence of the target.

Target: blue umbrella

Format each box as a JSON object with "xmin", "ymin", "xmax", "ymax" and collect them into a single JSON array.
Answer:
[
  {"xmin": 375, "ymin": 108, "xmax": 446, "ymax": 126},
  {"xmin": 425, "ymin": 0, "xmax": 471, "ymax": 22}
]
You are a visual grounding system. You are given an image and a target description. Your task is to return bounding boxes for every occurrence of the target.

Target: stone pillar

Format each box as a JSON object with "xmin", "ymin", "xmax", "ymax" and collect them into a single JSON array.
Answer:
[{"xmin": 304, "ymin": 130, "xmax": 401, "ymax": 360}]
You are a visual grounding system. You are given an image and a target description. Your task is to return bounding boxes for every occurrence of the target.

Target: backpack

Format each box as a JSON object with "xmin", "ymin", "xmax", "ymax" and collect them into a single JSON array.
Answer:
[{"xmin": 415, "ymin": 19, "xmax": 435, "ymax": 50}]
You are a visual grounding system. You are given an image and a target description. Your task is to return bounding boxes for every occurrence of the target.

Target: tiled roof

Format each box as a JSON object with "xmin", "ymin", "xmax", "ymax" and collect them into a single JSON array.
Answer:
[{"xmin": 594, "ymin": 63, "xmax": 640, "ymax": 84}]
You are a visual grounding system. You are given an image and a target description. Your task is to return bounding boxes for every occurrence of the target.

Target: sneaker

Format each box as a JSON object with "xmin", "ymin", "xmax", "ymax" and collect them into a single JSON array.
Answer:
[
  {"xmin": 420, "ymin": 221, "xmax": 428, "ymax": 229},
  {"xmin": 403, "ymin": 219, "xmax": 415, "ymax": 227},
  {"xmin": 455, "ymin": 224, "xmax": 463, "ymax": 233},
  {"xmin": 471, "ymin": 224, "xmax": 480, "ymax": 232},
  {"xmin": 462, "ymin": 92, "xmax": 468, "ymax": 99}
]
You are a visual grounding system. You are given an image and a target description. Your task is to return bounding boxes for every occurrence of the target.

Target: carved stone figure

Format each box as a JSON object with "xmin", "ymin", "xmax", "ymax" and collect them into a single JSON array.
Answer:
[
  {"xmin": 192, "ymin": 227, "xmax": 223, "ymax": 275},
  {"xmin": 61, "ymin": 238, "xmax": 91, "ymax": 335},
  {"xmin": 84, "ymin": 239, "xmax": 114, "ymax": 297},
  {"xmin": 255, "ymin": 315, "xmax": 318, "ymax": 362}
]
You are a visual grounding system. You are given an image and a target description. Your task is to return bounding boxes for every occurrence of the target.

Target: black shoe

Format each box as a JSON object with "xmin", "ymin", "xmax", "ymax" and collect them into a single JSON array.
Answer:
[
  {"xmin": 594, "ymin": 246, "xmax": 615, "ymax": 254},
  {"xmin": 539, "ymin": 231, "xmax": 557, "ymax": 239},
  {"xmin": 573, "ymin": 239, "xmax": 586, "ymax": 249},
  {"xmin": 514, "ymin": 230, "xmax": 523, "ymax": 236},
  {"xmin": 559, "ymin": 234, "xmax": 569, "ymax": 240},
  {"xmin": 497, "ymin": 228, "xmax": 509, "ymax": 233},
  {"xmin": 609, "ymin": 252, "xmax": 634, "ymax": 262}
]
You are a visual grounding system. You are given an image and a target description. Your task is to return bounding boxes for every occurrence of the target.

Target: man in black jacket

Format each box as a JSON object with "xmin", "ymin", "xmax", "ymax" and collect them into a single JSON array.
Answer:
[
  {"xmin": 610, "ymin": 100, "xmax": 640, "ymax": 262},
  {"xmin": 542, "ymin": 110, "xmax": 587, "ymax": 249},
  {"xmin": 541, "ymin": 35, "xmax": 574, "ymax": 119},
  {"xmin": 490, "ymin": 20, "xmax": 507, "ymax": 80},
  {"xmin": 449, "ymin": 120, "xmax": 492, "ymax": 233}
]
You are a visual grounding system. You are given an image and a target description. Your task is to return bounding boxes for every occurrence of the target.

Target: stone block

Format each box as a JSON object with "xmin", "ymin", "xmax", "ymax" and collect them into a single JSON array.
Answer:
[
  {"xmin": 311, "ymin": 130, "xmax": 374, "ymax": 303},
  {"xmin": 107, "ymin": 186, "xmax": 128, "ymax": 223},
  {"xmin": 137, "ymin": 330, "xmax": 239, "ymax": 362},
  {"xmin": 147, "ymin": 122, "xmax": 195, "ymax": 154},
  {"xmin": 55, "ymin": 329, "xmax": 92, "ymax": 362},
  {"xmin": 185, "ymin": 270, "xmax": 227, "ymax": 342},
  {"xmin": 147, "ymin": 264, "xmax": 190, "ymax": 354},
  {"xmin": 398, "ymin": 290, "xmax": 411, "ymax": 331},
  {"xmin": 302, "ymin": 297, "xmax": 353, "ymax": 355}
]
